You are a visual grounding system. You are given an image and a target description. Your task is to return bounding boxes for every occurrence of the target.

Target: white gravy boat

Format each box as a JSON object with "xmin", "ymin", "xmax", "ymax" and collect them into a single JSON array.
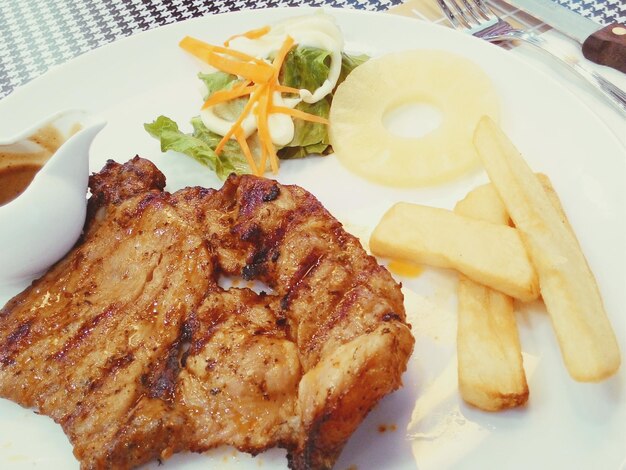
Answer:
[{"xmin": 0, "ymin": 111, "xmax": 106, "ymax": 285}]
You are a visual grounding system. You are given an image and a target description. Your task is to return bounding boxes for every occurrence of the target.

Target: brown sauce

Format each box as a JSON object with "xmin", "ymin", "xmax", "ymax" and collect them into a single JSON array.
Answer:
[
  {"xmin": 0, "ymin": 125, "xmax": 66, "ymax": 207},
  {"xmin": 0, "ymin": 164, "xmax": 43, "ymax": 206},
  {"xmin": 29, "ymin": 125, "xmax": 65, "ymax": 154}
]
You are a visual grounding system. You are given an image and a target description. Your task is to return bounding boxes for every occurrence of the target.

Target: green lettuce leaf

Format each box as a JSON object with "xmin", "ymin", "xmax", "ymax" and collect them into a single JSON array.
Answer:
[
  {"xmin": 280, "ymin": 47, "xmax": 331, "ymax": 92},
  {"xmin": 189, "ymin": 116, "xmax": 249, "ymax": 174},
  {"xmin": 198, "ymin": 72, "xmax": 248, "ymax": 120},
  {"xmin": 277, "ymin": 47, "xmax": 367, "ymax": 159},
  {"xmin": 277, "ymin": 99, "xmax": 330, "ymax": 160},
  {"xmin": 198, "ymin": 71, "xmax": 238, "ymax": 98},
  {"xmin": 144, "ymin": 115, "xmax": 247, "ymax": 179},
  {"xmin": 339, "ymin": 52, "xmax": 369, "ymax": 84}
]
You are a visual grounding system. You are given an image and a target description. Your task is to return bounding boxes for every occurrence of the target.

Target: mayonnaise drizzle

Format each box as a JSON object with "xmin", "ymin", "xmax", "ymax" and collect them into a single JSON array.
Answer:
[{"xmin": 200, "ymin": 12, "xmax": 343, "ymax": 145}]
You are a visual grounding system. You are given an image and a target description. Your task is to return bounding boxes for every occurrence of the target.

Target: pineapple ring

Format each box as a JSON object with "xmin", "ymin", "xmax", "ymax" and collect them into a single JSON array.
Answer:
[{"xmin": 329, "ymin": 50, "xmax": 499, "ymax": 187}]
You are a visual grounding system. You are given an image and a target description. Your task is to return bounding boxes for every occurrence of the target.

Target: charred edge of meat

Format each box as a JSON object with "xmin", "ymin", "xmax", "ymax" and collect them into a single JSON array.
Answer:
[
  {"xmin": 262, "ymin": 184, "xmax": 281, "ymax": 202},
  {"xmin": 218, "ymin": 173, "xmax": 242, "ymax": 210},
  {"xmin": 170, "ymin": 187, "xmax": 218, "ymax": 225},
  {"xmin": 101, "ymin": 399, "xmax": 188, "ymax": 470},
  {"xmin": 287, "ymin": 412, "xmax": 338, "ymax": 470},
  {"xmin": 237, "ymin": 177, "xmax": 283, "ymax": 217},
  {"xmin": 87, "ymin": 156, "xmax": 166, "ymax": 218}
]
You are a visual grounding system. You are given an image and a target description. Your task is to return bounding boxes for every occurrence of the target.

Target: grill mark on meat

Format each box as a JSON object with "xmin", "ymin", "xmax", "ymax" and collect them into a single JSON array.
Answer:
[
  {"xmin": 0, "ymin": 321, "xmax": 31, "ymax": 366},
  {"xmin": 188, "ymin": 309, "xmax": 228, "ymax": 356},
  {"xmin": 50, "ymin": 305, "xmax": 117, "ymax": 361},
  {"xmin": 70, "ymin": 251, "xmax": 86, "ymax": 272},
  {"xmin": 238, "ymin": 223, "xmax": 262, "ymax": 243},
  {"xmin": 244, "ymin": 223, "xmax": 289, "ymax": 279},
  {"xmin": 126, "ymin": 193, "xmax": 167, "ymax": 222},
  {"xmin": 0, "ymin": 288, "xmax": 62, "ymax": 332},
  {"xmin": 331, "ymin": 224, "xmax": 351, "ymax": 248},
  {"xmin": 235, "ymin": 182, "xmax": 330, "ymax": 286},
  {"xmin": 143, "ymin": 319, "xmax": 196, "ymax": 402},
  {"xmin": 145, "ymin": 346, "xmax": 180, "ymax": 401},
  {"xmin": 178, "ymin": 317, "xmax": 196, "ymax": 368},
  {"xmin": 244, "ymin": 205, "xmax": 322, "ymax": 285},
  {"xmin": 302, "ymin": 287, "xmax": 362, "ymax": 356},
  {"xmin": 6, "ymin": 322, "xmax": 30, "ymax": 345},
  {"xmin": 91, "ymin": 352, "xmax": 136, "ymax": 392},
  {"xmin": 62, "ymin": 351, "xmax": 136, "ymax": 428},
  {"xmin": 0, "ymin": 288, "xmax": 111, "ymax": 370},
  {"xmin": 280, "ymin": 252, "xmax": 324, "ymax": 311},
  {"xmin": 235, "ymin": 192, "xmax": 323, "ymax": 284}
]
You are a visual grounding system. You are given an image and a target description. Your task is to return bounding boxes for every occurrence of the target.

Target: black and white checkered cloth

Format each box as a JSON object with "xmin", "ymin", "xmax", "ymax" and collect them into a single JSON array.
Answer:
[
  {"xmin": 554, "ymin": 0, "xmax": 625, "ymax": 25},
  {"xmin": 0, "ymin": 0, "xmax": 401, "ymax": 99}
]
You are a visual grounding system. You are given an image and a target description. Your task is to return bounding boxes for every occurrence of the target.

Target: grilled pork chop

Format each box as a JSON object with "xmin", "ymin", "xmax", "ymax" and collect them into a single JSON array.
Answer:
[{"xmin": 0, "ymin": 157, "xmax": 414, "ymax": 469}]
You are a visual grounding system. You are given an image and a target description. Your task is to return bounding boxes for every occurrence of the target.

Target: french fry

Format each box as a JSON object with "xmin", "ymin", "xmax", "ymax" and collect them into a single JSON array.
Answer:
[
  {"xmin": 474, "ymin": 116, "xmax": 621, "ymax": 382},
  {"xmin": 454, "ymin": 185, "xmax": 528, "ymax": 410},
  {"xmin": 370, "ymin": 202, "xmax": 539, "ymax": 302},
  {"xmin": 535, "ymin": 173, "xmax": 577, "ymax": 236},
  {"xmin": 454, "ymin": 183, "xmax": 510, "ymax": 225}
]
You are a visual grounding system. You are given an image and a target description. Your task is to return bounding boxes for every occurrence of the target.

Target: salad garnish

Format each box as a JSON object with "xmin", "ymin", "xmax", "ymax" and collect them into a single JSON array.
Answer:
[{"xmin": 145, "ymin": 12, "xmax": 367, "ymax": 179}]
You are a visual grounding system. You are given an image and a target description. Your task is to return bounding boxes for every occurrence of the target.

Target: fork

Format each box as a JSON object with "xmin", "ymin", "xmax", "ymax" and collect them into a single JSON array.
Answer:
[{"xmin": 436, "ymin": 0, "xmax": 626, "ymax": 115}]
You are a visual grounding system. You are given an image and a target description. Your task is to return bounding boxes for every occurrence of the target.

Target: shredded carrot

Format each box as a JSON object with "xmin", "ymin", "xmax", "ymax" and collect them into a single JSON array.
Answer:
[
  {"xmin": 198, "ymin": 51, "xmax": 272, "ymax": 83},
  {"xmin": 224, "ymin": 26, "xmax": 271, "ymax": 47},
  {"xmin": 270, "ymin": 106, "xmax": 329, "ymax": 125},
  {"xmin": 180, "ymin": 37, "xmax": 273, "ymax": 83},
  {"xmin": 235, "ymin": 129, "xmax": 259, "ymax": 176},
  {"xmin": 180, "ymin": 36, "xmax": 267, "ymax": 65},
  {"xmin": 256, "ymin": 87, "xmax": 279, "ymax": 173},
  {"xmin": 201, "ymin": 83, "xmax": 255, "ymax": 109},
  {"xmin": 272, "ymin": 36, "xmax": 295, "ymax": 75},
  {"xmin": 261, "ymin": 35, "xmax": 296, "ymax": 174},
  {"xmin": 275, "ymin": 85, "xmax": 301, "ymax": 94},
  {"xmin": 215, "ymin": 83, "xmax": 268, "ymax": 155}
]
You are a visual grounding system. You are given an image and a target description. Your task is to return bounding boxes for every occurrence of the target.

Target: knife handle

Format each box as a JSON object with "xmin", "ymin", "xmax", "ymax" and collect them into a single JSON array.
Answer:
[{"xmin": 582, "ymin": 24, "xmax": 626, "ymax": 74}]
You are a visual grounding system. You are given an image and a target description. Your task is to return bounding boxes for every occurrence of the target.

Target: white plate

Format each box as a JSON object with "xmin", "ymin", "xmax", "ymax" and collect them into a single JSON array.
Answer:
[{"xmin": 0, "ymin": 6, "xmax": 625, "ymax": 470}]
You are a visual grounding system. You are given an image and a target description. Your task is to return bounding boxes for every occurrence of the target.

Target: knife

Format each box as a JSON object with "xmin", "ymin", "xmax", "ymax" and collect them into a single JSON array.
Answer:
[{"xmin": 504, "ymin": 0, "xmax": 626, "ymax": 73}]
